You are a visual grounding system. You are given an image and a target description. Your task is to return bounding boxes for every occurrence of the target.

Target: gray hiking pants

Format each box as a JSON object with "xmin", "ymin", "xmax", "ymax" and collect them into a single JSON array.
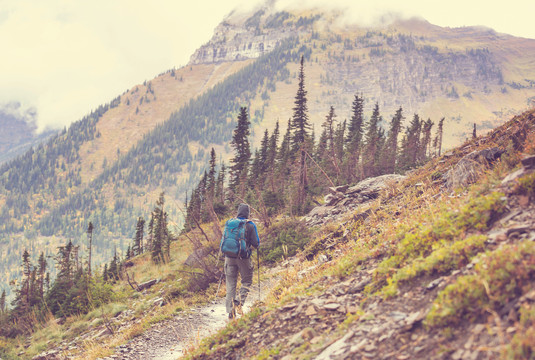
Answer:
[{"xmin": 225, "ymin": 256, "xmax": 254, "ymax": 314}]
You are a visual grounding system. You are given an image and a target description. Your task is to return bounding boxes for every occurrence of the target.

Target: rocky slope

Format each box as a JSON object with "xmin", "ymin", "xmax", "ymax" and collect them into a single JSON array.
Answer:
[
  {"xmin": 13, "ymin": 109, "xmax": 535, "ymax": 360},
  {"xmin": 186, "ymin": 109, "xmax": 535, "ymax": 359},
  {"xmin": 3, "ymin": 0, "xmax": 535, "ymax": 313}
]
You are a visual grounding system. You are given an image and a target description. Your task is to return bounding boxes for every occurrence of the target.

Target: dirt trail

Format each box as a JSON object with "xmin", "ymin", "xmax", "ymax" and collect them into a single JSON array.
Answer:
[{"xmin": 100, "ymin": 277, "xmax": 277, "ymax": 360}]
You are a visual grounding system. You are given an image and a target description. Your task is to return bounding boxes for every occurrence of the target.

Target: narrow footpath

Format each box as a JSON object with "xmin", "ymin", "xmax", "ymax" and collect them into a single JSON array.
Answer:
[{"xmin": 98, "ymin": 277, "xmax": 277, "ymax": 360}]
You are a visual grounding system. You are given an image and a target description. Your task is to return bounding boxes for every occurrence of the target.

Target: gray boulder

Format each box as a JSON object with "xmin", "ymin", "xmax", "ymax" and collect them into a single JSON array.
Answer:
[
  {"xmin": 445, "ymin": 147, "xmax": 504, "ymax": 189},
  {"xmin": 306, "ymin": 174, "xmax": 406, "ymax": 226}
]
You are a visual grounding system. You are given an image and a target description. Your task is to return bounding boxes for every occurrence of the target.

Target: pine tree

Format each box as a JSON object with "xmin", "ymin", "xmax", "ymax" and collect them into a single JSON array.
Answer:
[
  {"xmin": 290, "ymin": 56, "xmax": 311, "ymax": 153},
  {"xmin": 290, "ymin": 56, "xmax": 311, "ymax": 212},
  {"xmin": 22, "ymin": 249, "xmax": 31, "ymax": 309},
  {"xmin": 215, "ymin": 164, "xmax": 226, "ymax": 204},
  {"xmin": 151, "ymin": 192, "xmax": 170, "ymax": 263},
  {"xmin": 362, "ymin": 103, "xmax": 382, "ymax": 178},
  {"xmin": 321, "ymin": 106, "xmax": 339, "ymax": 178},
  {"xmin": 276, "ymin": 119, "xmax": 292, "ymax": 182},
  {"xmin": 383, "ymin": 107, "xmax": 404, "ymax": 174},
  {"xmin": 345, "ymin": 94, "xmax": 365, "ymax": 181},
  {"xmin": 229, "ymin": 107, "xmax": 251, "ymax": 199},
  {"xmin": 419, "ymin": 118, "xmax": 434, "ymax": 163},
  {"xmin": 207, "ymin": 148, "xmax": 217, "ymax": 199},
  {"xmin": 333, "ymin": 119, "xmax": 346, "ymax": 180},
  {"xmin": 147, "ymin": 216, "xmax": 154, "ymax": 253},
  {"xmin": 435, "ymin": 117, "xmax": 445, "ymax": 157},
  {"xmin": 38, "ymin": 252, "xmax": 47, "ymax": 300},
  {"xmin": 472, "ymin": 123, "xmax": 477, "ymax": 139},
  {"xmin": 315, "ymin": 127, "xmax": 329, "ymax": 164},
  {"xmin": 108, "ymin": 249, "xmax": 119, "ymax": 281},
  {"xmin": 102, "ymin": 263, "xmax": 109, "ymax": 282},
  {"xmin": 249, "ymin": 149, "xmax": 262, "ymax": 189},
  {"xmin": 133, "ymin": 217, "xmax": 145, "ymax": 256},
  {"xmin": 399, "ymin": 114, "xmax": 422, "ymax": 171},
  {"xmin": 266, "ymin": 121, "xmax": 280, "ymax": 192},
  {"xmin": 46, "ymin": 241, "xmax": 75, "ymax": 315},
  {"xmin": 0, "ymin": 289, "xmax": 5, "ymax": 313},
  {"xmin": 87, "ymin": 222, "xmax": 93, "ymax": 277}
]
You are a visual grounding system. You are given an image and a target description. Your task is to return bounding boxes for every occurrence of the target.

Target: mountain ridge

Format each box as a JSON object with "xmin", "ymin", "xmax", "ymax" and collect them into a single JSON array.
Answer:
[{"xmin": 2, "ymin": 4, "xmax": 535, "ymax": 301}]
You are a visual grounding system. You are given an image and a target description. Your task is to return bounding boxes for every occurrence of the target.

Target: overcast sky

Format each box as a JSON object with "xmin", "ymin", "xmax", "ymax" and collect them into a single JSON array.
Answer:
[{"xmin": 1, "ymin": 0, "xmax": 534, "ymax": 132}]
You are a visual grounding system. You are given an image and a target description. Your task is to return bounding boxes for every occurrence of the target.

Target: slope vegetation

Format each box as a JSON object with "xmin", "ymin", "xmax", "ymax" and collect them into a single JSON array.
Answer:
[
  {"xmin": 2, "ymin": 109, "xmax": 534, "ymax": 360},
  {"xmin": 185, "ymin": 109, "xmax": 535, "ymax": 359},
  {"xmin": 2, "ymin": 3, "xmax": 535, "ymax": 303}
]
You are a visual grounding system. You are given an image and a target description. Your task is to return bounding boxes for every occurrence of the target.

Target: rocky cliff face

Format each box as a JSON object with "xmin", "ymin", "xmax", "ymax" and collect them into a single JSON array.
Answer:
[
  {"xmin": 188, "ymin": 4, "xmax": 535, "ymax": 150},
  {"xmin": 189, "ymin": 8, "xmax": 313, "ymax": 64}
]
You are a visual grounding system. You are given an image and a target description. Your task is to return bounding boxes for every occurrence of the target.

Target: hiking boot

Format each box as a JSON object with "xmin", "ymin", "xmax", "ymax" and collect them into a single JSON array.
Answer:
[{"xmin": 233, "ymin": 299, "xmax": 243, "ymax": 316}]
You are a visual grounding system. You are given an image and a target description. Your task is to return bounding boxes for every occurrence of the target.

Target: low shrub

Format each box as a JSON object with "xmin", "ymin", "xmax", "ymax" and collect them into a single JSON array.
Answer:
[
  {"xmin": 262, "ymin": 218, "xmax": 311, "ymax": 263},
  {"xmin": 426, "ymin": 241, "xmax": 535, "ymax": 328},
  {"xmin": 506, "ymin": 303, "xmax": 535, "ymax": 359},
  {"xmin": 373, "ymin": 191, "xmax": 506, "ymax": 292}
]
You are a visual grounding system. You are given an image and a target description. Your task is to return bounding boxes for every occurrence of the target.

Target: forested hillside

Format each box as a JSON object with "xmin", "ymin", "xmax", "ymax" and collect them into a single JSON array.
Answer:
[{"xmin": 2, "ymin": 3, "xmax": 535, "ymax": 302}]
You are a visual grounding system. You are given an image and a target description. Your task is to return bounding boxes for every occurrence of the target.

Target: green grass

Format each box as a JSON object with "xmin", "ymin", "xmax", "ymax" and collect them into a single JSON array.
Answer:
[
  {"xmin": 425, "ymin": 241, "xmax": 535, "ymax": 328},
  {"xmin": 371, "ymin": 191, "xmax": 506, "ymax": 296},
  {"xmin": 506, "ymin": 303, "xmax": 535, "ymax": 359}
]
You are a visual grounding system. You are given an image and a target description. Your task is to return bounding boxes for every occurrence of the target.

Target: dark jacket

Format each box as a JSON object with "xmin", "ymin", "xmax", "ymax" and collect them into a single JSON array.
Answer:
[{"xmin": 235, "ymin": 204, "xmax": 260, "ymax": 258}]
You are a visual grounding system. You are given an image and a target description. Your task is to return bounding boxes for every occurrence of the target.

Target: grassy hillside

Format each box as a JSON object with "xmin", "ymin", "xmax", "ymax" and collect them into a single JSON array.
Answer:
[
  {"xmin": 2, "ymin": 5, "xmax": 535, "ymax": 302},
  {"xmin": 183, "ymin": 109, "xmax": 535, "ymax": 360},
  {"xmin": 2, "ymin": 108, "xmax": 533, "ymax": 360}
]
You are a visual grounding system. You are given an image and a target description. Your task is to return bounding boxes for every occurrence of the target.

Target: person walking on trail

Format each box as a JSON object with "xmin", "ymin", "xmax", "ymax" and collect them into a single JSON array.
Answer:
[{"xmin": 221, "ymin": 203, "xmax": 260, "ymax": 319}]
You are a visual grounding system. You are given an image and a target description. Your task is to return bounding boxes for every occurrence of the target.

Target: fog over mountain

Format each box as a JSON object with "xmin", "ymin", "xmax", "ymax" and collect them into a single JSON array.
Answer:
[{"xmin": 1, "ymin": 0, "xmax": 534, "ymax": 132}]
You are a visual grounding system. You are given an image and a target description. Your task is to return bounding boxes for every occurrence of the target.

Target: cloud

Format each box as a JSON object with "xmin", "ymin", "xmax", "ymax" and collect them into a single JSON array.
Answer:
[
  {"xmin": 1, "ymin": 0, "xmax": 534, "ymax": 132},
  {"xmin": 0, "ymin": 101, "xmax": 37, "ymax": 125},
  {"xmin": 0, "ymin": 0, "xmax": 262, "ymax": 132}
]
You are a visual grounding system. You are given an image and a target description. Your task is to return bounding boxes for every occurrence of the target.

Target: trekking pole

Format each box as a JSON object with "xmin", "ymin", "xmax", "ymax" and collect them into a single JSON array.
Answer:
[
  {"xmin": 213, "ymin": 250, "xmax": 224, "ymax": 302},
  {"xmin": 257, "ymin": 248, "xmax": 261, "ymax": 302}
]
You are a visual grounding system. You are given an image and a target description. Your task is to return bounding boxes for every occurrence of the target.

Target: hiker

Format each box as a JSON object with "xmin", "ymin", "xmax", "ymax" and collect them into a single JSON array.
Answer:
[{"xmin": 221, "ymin": 203, "xmax": 260, "ymax": 319}]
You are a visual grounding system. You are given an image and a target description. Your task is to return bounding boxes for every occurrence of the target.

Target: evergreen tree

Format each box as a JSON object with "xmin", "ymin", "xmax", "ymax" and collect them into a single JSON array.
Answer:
[
  {"xmin": 87, "ymin": 222, "xmax": 93, "ymax": 277},
  {"xmin": 435, "ymin": 117, "xmax": 445, "ymax": 157},
  {"xmin": 0, "ymin": 289, "xmax": 5, "ymax": 313},
  {"xmin": 333, "ymin": 119, "xmax": 346, "ymax": 180},
  {"xmin": 249, "ymin": 149, "xmax": 262, "ymax": 189},
  {"xmin": 419, "ymin": 118, "xmax": 434, "ymax": 163},
  {"xmin": 229, "ymin": 107, "xmax": 251, "ymax": 199},
  {"xmin": 207, "ymin": 148, "xmax": 217, "ymax": 199},
  {"xmin": 321, "ymin": 106, "xmax": 339, "ymax": 178},
  {"xmin": 215, "ymin": 164, "xmax": 226, "ymax": 205},
  {"xmin": 345, "ymin": 94, "xmax": 365, "ymax": 181},
  {"xmin": 290, "ymin": 56, "xmax": 311, "ymax": 153},
  {"xmin": 472, "ymin": 123, "xmax": 477, "ymax": 139},
  {"xmin": 46, "ymin": 241, "xmax": 75, "ymax": 315},
  {"xmin": 290, "ymin": 56, "xmax": 311, "ymax": 212},
  {"xmin": 362, "ymin": 103, "xmax": 382, "ymax": 178},
  {"xmin": 266, "ymin": 121, "xmax": 280, "ymax": 192},
  {"xmin": 37, "ymin": 252, "xmax": 47, "ymax": 300},
  {"xmin": 102, "ymin": 263, "xmax": 109, "ymax": 282},
  {"xmin": 399, "ymin": 114, "xmax": 422, "ymax": 171},
  {"xmin": 132, "ymin": 217, "xmax": 145, "ymax": 256},
  {"xmin": 383, "ymin": 107, "xmax": 404, "ymax": 174},
  {"xmin": 250, "ymin": 129, "xmax": 270, "ymax": 190},
  {"xmin": 147, "ymin": 216, "xmax": 154, "ymax": 253},
  {"xmin": 108, "ymin": 249, "xmax": 119, "ymax": 281},
  {"xmin": 151, "ymin": 192, "xmax": 170, "ymax": 263},
  {"xmin": 315, "ymin": 127, "xmax": 328, "ymax": 164},
  {"xmin": 22, "ymin": 249, "xmax": 31, "ymax": 309},
  {"xmin": 276, "ymin": 119, "xmax": 292, "ymax": 181}
]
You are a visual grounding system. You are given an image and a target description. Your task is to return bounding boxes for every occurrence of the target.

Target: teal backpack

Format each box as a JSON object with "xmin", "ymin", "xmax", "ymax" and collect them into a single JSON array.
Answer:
[{"xmin": 220, "ymin": 218, "xmax": 249, "ymax": 258}]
